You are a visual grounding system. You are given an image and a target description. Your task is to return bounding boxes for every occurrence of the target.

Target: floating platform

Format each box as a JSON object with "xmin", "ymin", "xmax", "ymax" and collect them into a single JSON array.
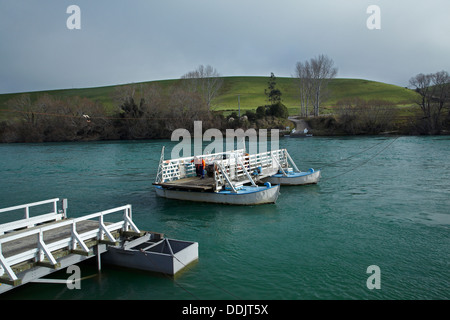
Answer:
[
  {"xmin": 0, "ymin": 198, "xmax": 198, "ymax": 294},
  {"xmin": 103, "ymin": 235, "xmax": 199, "ymax": 275}
]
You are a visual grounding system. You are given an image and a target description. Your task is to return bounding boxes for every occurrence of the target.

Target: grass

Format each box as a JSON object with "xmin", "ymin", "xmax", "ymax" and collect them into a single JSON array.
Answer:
[
  {"xmin": 0, "ymin": 76, "xmax": 420, "ymax": 119},
  {"xmin": 213, "ymin": 77, "xmax": 419, "ymax": 115}
]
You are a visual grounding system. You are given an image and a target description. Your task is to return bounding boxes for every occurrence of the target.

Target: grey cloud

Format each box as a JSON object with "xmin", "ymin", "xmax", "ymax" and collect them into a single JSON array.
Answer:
[{"xmin": 0, "ymin": 0, "xmax": 449, "ymax": 93}]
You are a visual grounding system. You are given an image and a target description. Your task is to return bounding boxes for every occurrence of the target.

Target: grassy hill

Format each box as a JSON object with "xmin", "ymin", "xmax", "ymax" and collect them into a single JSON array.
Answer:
[
  {"xmin": 214, "ymin": 77, "xmax": 417, "ymax": 115},
  {"xmin": 0, "ymin": 76, "xmax": 419, "ymax": 119}
]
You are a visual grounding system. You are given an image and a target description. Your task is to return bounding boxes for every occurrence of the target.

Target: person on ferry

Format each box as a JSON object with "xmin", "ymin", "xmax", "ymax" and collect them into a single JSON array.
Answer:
[
  {"xmin": 191, "ymin": 157, "xmax": 206, "ymax": 178},
  {"xmin": 199, "ymin": 158, "xmax": 206, "ymax": 179},
  {"xmin": 191, "ymin": 156, "xmax": 201, "ymax": 176}
]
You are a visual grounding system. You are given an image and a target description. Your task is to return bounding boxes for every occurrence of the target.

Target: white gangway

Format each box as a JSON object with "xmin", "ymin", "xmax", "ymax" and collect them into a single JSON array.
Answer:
[{"xmin": 0, "ymin": 198, "xmax": 198, "ymax": 294}]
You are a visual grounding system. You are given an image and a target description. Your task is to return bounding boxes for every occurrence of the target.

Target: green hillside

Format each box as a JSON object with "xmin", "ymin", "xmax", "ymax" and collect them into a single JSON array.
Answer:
[
  {"xmin": 0, "ymin": 76, "xmax": 419, "ymax": 119},
  {"xmin": 214, "ymin": 77, "xmax": 417, "ymax": 115}
]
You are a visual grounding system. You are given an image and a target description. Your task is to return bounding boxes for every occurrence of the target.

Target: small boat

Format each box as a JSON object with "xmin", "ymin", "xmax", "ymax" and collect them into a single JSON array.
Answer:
[
  {"xmin": 290, "ymin": 128, "xmax": 313, "ymax": 138},
  {"xmin": 155, "ymin": 183, "xmax": 280, "ymax": 205},
  {"xmin": 250, "ymin": 148, "xmax": 321, "ymax": 186},
  {"xmin": 153, "ymin": 148, "xmax": 280, "ymax": 205},
  {"xmin": 264, "ymin": 168, "xmax": 321, "ymax": 185}
]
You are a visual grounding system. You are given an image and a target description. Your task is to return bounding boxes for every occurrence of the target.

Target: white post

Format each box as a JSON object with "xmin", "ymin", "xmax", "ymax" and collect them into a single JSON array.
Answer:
[
  {"xmin": 97, "ymin": 246, "xmax": 102, "ymax": 272},
  {"xmin": 53, "ymin": 200, "xmax": 58, "ymax": 215},
  {"xmin": 62, "ymin": 199, "xmax": 68, "ymax": 218}
]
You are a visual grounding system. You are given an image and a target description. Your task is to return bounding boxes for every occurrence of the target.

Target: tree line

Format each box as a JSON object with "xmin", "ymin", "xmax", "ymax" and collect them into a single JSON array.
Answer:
[
  {"xmin": 292, "ymin": 55, "xmax": 450, "ymax": 135},
  {"xmin": 0, "ymin": 83, "xmax": 218, "ymax": 143},
  {"xmin": 0, "ymin": 65, "xmax": 290, "ymax": 143},
  {"xmin": 1, "ymin": 61, "xmax": 449, "ymax": 142}
]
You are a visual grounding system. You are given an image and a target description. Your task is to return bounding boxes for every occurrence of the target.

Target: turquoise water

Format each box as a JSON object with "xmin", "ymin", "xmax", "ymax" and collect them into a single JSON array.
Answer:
[{"xmin": 0, "ymin": 136, "xmax": 449, "ymax": 300}]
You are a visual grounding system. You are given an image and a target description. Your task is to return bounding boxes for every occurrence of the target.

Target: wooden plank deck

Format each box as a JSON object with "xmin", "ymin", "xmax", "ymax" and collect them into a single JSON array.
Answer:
[
  {"xmin": 154, "ymin": 176, "xmax": 216, "ymax": 191},
  {"xmin": 0, "ymin": 219, "xmax": 108, "ymax": 259}
]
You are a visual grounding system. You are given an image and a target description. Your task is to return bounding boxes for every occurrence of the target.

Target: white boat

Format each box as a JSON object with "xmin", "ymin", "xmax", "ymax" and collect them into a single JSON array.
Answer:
[
  {"xmin": 246, "ymin": 148, "xmax": 321, "ymax": 186},
  {"xmin": 264, "ymin": 168, "xmax": 321, "ymax": 185},
  {"xmin": 155, "ymin": 183, "xmax": 280, "ymax": 205},
  {"xmin": 153, "ymin": 148, "xmax": 280, "ymax": 205},
  {"xmin": 290, "ymin": 128, "xmax": 313, "ymax": 138}
]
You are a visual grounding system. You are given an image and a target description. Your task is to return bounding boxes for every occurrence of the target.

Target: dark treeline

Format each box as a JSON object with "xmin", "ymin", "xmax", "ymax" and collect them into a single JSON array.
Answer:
[
  {"xmin": 304, "ymin": 97, "xmax": 450, "ymax": 136},
  {"xmin": 0, "ymin": 82, "xmax": 289, "ymax": 143},
  {"xmin": 0, "ymin": 83, "xmax": 214, "ymax": 143},
  {"xmin": 408, "ymin": 71, "xmax": 450, "ymax": 135},
  {"xmin": 299, "ymin": 98, "xmax": 400, "ymax": 136},
  {"xmin": 304, "ymin": 70, "xmax": 450, "ymax": 136},
  {"xmin": 1, "ymin": 69, "xmax": 449, "ymax": 142},
  {"xmin": 0, "ymin": 94, "xmax": 114, "ymax": 143}
]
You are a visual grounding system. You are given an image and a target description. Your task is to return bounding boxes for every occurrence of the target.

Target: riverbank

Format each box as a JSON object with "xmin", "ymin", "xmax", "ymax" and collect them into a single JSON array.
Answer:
[
  {"xmin": 287, "ymin": 113, "xmax": 450, "ymax": 137},
  {"xmin": 1, "ymin": 75, "xmax": 448, "ymax": 142}
]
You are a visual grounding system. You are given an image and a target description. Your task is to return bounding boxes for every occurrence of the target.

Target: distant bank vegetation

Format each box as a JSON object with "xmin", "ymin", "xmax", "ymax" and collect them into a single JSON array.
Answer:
[
  {"xmin": 0, "ymin": 69, "xmax": 291, "ymax": 143},
  {"xmin": 0, "ymin": 65, "xmax": 449, "ymax": 143}
]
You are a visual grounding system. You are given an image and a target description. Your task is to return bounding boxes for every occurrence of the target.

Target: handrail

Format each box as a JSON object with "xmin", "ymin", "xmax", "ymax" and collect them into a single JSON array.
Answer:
[
  {"xmin": 0, "ymin": 198, "xmax": 65, "ymax": 236},
  {"xmin": 215, "ymin": 162, "xmax": 237, "ymax": 193},
  {"xmin": 0, "ymin": 198, "xmax": 60, "ymax": 218},
  {"xmin": 0, "ymin": 202, "xmax": 139, "ymax": 283}
]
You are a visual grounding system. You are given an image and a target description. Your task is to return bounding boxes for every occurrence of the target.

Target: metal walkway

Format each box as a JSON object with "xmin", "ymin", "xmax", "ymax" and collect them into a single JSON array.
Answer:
[{"xmin": 0, "ymin": 198, "xmax": 141, "ymax": 293}]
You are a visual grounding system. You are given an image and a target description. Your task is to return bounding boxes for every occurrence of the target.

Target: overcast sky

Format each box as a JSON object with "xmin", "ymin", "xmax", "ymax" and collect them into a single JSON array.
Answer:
[{"xmin": 0, "ymin": 0, "xmax": 449, "ymax": 94}]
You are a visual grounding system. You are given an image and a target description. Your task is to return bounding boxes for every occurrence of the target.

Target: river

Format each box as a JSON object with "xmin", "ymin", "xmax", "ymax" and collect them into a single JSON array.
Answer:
[{"xmin": 0, "ymin": 136, "xmax": 449, "ymax": 300}]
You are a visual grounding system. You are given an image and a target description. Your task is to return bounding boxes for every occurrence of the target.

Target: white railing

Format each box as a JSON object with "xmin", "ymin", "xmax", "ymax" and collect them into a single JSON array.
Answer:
[
  {"xmin": 0, "ymin": 198, "xmax": 66, "ymax": 236},
  {"xmin": 212, "ymin": 149, "xmax": 293, "ymax": 182},
  {"xmin": 155, "ymin": 148, "xmax": 301, "ymax": 192},
  {"xmin": 0, "ymin": 201, "xmax": 139, "ymax": 283},
  {"xmin": 155, "ymin": 149, "xmax": 246, "ymax": 183}
]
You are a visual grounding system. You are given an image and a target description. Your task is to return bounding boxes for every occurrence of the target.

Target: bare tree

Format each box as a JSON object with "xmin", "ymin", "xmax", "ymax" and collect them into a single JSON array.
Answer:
[
  {"xmin": 8, "ymin": 94, "xmax": 34, "ymax": 125},
  {"xmin": 112, "ymin": 84, "xmax": 139, "ymax": 107},
  {"xmin": 409, "ymin": 70, "xmax": 450, "ymax": 134},
  {"xmin": 181, "ymin": 65, "xmax": 223, "ymax": 109},
  {"xmin": 294, "ymin": 55, "xmax": 337, "ymax": 117},
  {"xmin": 294, "ymin": 61, "xmax": 313, "ymax": 117},
  {"xmin": 432, "ymin": 71, "xmax": 450, "ymax": 115},
  {"xmin": 310, "ymin": 55, "xmax": 337, "ymax": 117}
]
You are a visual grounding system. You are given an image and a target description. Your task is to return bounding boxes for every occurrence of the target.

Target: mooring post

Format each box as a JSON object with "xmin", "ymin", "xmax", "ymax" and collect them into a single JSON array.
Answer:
[
  {"xmin": 96, "ymin": 246, "xmax": 102, "ymax": 272},
  {"xmin": 62, "ymin": 199, "xmax": 68, "ymax": 218}
]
